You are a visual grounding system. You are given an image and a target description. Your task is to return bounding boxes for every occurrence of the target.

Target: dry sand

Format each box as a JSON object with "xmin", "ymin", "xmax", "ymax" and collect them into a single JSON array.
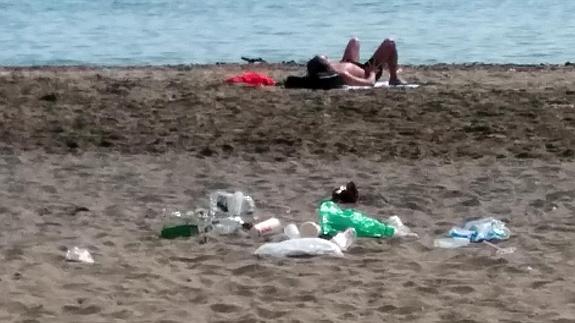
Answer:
[{"xmin": 0, "ymin": 64, "xmax": 574, "ymax": 323}]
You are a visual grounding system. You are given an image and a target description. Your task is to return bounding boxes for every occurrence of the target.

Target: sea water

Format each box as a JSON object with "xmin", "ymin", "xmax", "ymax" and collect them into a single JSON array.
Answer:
[{"xmin": 0, "ymin": 0, "xmax": 573, "ymax": 66}]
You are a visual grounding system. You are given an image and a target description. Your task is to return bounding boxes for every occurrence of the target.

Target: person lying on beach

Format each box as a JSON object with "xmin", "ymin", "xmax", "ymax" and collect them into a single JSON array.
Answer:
[{"xmin": 306, "ymin": 37, "xmax": 403, "ymax": 87}]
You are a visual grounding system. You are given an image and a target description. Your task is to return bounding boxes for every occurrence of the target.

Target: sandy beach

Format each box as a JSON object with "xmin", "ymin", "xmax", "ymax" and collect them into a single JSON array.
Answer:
[{"xmin": 1, "ymin": 64, "xmax": 575, "ymax": 323}]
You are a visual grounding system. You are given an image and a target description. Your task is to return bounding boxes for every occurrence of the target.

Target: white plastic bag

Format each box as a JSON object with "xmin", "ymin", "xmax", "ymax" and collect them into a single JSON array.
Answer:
[
  {"xmin": 65, "ymin": 247, "xmax": 94, "ymax": 264},
  {"xmin": 254, "ymin": 238, "xmax": 343, "ymax": 258}
]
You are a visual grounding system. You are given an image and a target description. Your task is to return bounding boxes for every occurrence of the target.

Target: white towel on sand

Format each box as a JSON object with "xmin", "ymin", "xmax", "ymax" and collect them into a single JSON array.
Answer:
[{"xmin": 343, "ymin": 80, "xmax": 419, "ymax": 90}]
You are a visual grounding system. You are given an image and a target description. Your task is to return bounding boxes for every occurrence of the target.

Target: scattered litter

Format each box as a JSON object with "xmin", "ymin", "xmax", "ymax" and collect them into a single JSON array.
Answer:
[
  {"xmin": 153, "ymin": 187, "xmax": 511, "ymax": 261},
  {"xmin": 299, "ymin": 221, "xmax": 321, "ymax": 238},
  {"xmin": 160, "ymin": 223, "xmax": 200, "ymax": 239},
  {"xmin": 250, "ymin": 217, "xmax": 282, "ymax": 238},
  {"xmin": 283, "ymin": 223, "xmax": 301, "ymax": 239},
  {"xmin": 435, "ymin": 217, "xmax": 513, "ymax": 252},
  {"xmin": 212, "ymin": 216, "xmax": 245, "ymax": 235},
  {"xmin": 160, "ymin": 191, "xmax": 257, "ymax": 238},
  {"xmin": 318, "ymin": 200, "xmax": 395, "ymax": 238},
  {"xmin": 254, "ymin": 238, "xmax": 344, "ymax": 258},
  {"xmin": 386, "ymin": 215, "xmax": 419, "ymax": 238},
  {"xmin": 483, "ymin": 240, "xmax": 516, "ymax": 256},
  {"xmin": 331, "ymin": 181, "xmax": 358, "ymax": 203},
  {"xmin": 160, "ymin": 208, "xmax": 208, "ymax": 239},
  {"xmin": 433, "ymin": 237, "xmax": 471, "ymax": 249},
  {"xmin": 65, "ymin": 247, "xmax": 94, "ymax": 264},
  {"xmin": 209, "ymin": 191, "xmax": 256, "ymax": 221},
  {"xmin": 448, "ymin": 217, "xmax": 511, "ymax": 242},
  {"xmin": 209, "ymin": 191, "xmax": 257, "ymax": 235},
  {"xmin": 330, "ymin": 228, "xmax": 356, "ymax": 251}
]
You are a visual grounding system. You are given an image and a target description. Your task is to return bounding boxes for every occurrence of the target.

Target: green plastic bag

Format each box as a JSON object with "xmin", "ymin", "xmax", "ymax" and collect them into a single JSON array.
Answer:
[{"xmin": 318, "ymin": 200, "xmax": 395, "ymax": 238}]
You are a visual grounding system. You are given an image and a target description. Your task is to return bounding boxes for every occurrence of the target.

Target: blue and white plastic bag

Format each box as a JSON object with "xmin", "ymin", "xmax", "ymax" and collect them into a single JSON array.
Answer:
[{"xmin": 448, "ymin": 217, "xmax": 511, "ymax": 242}]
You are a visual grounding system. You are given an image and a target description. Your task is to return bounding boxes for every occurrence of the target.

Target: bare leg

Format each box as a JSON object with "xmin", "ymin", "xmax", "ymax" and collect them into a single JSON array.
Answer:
[
  {"xmin": 341, "ymin": 37, "xmax": 360, "ymax": 62},
  {"xmin": 366, "ymin": 38, "xmax": 401, "ymax": 85}
]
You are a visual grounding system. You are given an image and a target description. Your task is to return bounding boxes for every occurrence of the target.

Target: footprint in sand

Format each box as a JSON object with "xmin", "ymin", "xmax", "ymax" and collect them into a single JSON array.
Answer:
[
  {"xmin": 61, "ymin": 304, "xmax": 102, "ymax": 315},
  {"xmin": 210, "ymin": 303, "xmax": 242, "ymax": 313}
]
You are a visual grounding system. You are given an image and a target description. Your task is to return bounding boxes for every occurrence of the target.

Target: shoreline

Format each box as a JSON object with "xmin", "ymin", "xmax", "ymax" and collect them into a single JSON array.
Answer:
[{"xmin": 1, "ymin": 61, "xmax": 574, "ymax": 71}]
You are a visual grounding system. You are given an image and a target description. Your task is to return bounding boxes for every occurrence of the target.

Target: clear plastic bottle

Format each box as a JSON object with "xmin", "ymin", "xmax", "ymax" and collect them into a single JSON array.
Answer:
[
  {"xmin": 209, "ymin": 191, "xmax": 233, "ymax": 217},
  {"xmin": 433, "ymin": 237, "xmax": 470, "ymax": 249},
  {"xmin": 330, "ymin": 228, "xmax": 356, "ymax": 251},
  {"xmin": 209, "ymin": 191, "xmax": 256, "ymax": 222},
  {"xmin": 211, "ymin": 216, "xmax": 244, "ymax": 235}
]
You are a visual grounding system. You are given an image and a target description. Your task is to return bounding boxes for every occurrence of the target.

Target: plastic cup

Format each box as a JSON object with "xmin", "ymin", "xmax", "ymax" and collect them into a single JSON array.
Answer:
[
  {"xmin": 283, "ymin": 223, "xmax": 301, "ymax": 239},
  {"xmin": 230, "ymin": 191, "xmax": 244, "ymax": 217},
  {"xmin": 250, "ymin": 218, "xmax": 282, "ymax": 238},
  {"xmin": 330, "ymin": 228, "xmax": 356, "ymax": 251},
  {"xmin": 299, "ymin": 221, "xmax": 321, "ymax": 238}
]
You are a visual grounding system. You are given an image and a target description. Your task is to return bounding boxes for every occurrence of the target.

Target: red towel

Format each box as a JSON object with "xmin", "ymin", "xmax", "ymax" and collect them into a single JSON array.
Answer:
[{"xmin": 225, "ymin": 71, "xmax": 276, "ymax": 86}]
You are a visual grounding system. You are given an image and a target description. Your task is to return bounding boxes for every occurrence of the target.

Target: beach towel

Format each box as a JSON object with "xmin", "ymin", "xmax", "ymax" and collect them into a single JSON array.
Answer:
[
  {"xmin": 225, "ymin": 72, "xmax": 276, "ymax": 86},
  {"xmin": 343, "ymin": 80, "xmax": 419, "ymax": 90},
  {"xmin": 284, "ymin": 75, "xmax": 418, "ymax": 90}
]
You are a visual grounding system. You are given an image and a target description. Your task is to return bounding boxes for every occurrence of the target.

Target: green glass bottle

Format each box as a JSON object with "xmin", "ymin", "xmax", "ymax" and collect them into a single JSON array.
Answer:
[
  {"xmin": 318, "ymin": 200, "xmax": 395, "ymax": 238},
  {"xmin": 160, "ymin": 224, "xmax": 199, "ymax": 239},
  {"xmin": 159, "ymin": 209, "xmax": 208, "ymax": 239}
]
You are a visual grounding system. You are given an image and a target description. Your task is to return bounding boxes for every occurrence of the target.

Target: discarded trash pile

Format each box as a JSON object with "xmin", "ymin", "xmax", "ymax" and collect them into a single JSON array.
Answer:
[
  {"xmin": 152, "ymin": 181, "xmax": 514, "ymax": 260},
  {"xmin": 66, "ymin": 182, "xmax": 516, "ymax": 264},
  {"xmin": 156, "ymin": 182, "xmax": 408, "ymax": 259}
]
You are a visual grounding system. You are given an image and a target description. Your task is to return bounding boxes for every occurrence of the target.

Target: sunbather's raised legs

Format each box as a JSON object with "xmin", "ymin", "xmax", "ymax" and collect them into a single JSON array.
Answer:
[
  {"xmin": 365, "ymin": 39, "xmax": 401, "ymax": 85},
  {"xmin": 341, "ymin": 37, "xmax": 360, "ymax": 63}
]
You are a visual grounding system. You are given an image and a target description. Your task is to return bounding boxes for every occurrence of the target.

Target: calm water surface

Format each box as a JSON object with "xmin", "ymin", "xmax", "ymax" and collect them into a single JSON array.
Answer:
[{"xmin": 0, "ymin": 0, "xmax": 573, "ymax": 65}]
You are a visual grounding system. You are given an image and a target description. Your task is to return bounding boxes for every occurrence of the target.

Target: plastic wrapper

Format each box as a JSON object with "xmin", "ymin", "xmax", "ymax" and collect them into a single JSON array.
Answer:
[
  {"xmin": 448, "ymin": 217, "xmax": 511, "ymax": 242},
  {"xmin": 318, "ymin": 200, "xmax": 395, "ymax": 238},
  {"xmin": 65, "ymin": 247, "xmax": 94, "ymax": 264},
  {"xmin": 254, "ymin": 238, "xmax": 344, "ymax": 258}
]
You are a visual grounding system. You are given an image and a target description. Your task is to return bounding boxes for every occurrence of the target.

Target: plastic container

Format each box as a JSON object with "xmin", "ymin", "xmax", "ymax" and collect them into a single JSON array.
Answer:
[
  {"xmin": 250, "ymin": 218, "xmax": 282, "ymax": 238},
  {"xmin": 209, "ymin": 191, "xmax": 255, "ymax": 221},
  {"xmin": 299, "ymin": 221, "xmax": 321, "ymax": 238},
  {"xmin": 160, "ymin": 224, "xmax": 200, "ymax": 239},
  {"xmin": 330, "ymin": 228, "xmax": 356, "ymax": 251},
  {"xmin": 160, "ymin": 208, "xmax": 209, "ymax": 239},
  {"xmin": 212, "ymin": 216, "xmax": 244, "ymax": 235},
  {"xmin": 284, "ymin": 223, "xmax": 301, "ymax": 239}
]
